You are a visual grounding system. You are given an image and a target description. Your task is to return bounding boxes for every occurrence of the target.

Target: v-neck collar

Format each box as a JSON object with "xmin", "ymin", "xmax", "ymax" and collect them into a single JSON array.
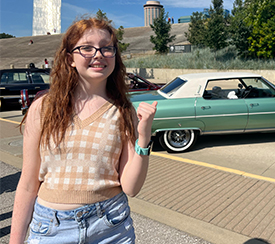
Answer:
[{"xmin": 74, "ymin": 101, "xmax": 114, "ymax": 129}]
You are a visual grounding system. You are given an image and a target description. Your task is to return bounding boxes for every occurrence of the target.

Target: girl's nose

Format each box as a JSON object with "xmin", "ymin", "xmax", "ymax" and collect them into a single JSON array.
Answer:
[{"xmin": 93, "ymin": 49, "xmax": 104, "ymax": 59}]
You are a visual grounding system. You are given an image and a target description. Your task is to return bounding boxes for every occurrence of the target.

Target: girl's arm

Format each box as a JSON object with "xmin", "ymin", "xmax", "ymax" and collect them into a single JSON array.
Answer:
[
  {"xmin": 9, "ymin": 98, "xmax": 43, "ymax": 244},
  {"xmin": 119, "ymin": 101, "xmax": 157, "ymax": 197}
]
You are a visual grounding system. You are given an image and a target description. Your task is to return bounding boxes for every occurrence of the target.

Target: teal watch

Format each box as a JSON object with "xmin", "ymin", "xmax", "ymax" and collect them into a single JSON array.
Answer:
[{"xmin": 135, "ymin": 139, "xmax": 153, "ymax": 156}]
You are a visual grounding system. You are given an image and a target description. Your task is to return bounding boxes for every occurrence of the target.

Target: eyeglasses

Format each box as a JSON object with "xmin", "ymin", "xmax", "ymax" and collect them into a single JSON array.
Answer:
[{"xmin": 71, "ymin": 45, "xmax": 116, "ymax": 58}]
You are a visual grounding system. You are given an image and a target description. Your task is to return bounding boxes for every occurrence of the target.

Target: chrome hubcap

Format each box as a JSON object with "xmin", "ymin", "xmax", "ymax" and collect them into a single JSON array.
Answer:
[{"xmin": 167, "ymin": 130, "xmax": 191, "ymax": 148}]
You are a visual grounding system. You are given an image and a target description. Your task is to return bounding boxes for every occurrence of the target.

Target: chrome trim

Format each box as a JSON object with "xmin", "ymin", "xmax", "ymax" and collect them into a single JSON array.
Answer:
[
  {"xmin": 0, "ymin": 94, "xmax": 35, "ymax": 99},
  {"xmin": 154, "ymin": 128, "xmax": 275, "ymax": 136},
  {"xmin": 245, "ymin": 128, "xmax": 275, "ymax": 133},
  {"xmin": 249, "ymin": 112, "xmax": 275, "ymax": 116},
  {"xmin": 196, "ymin": 113, "xmax": 247, "ymax": 118},
  {"xmin": 154, "ymin": 116, "xmax": 195, "ymax": 120},
  {"xmin": 155, "ymin": 128, "xmax": 202, "ymax": 134},
  {"xmin": 202, "ymin": 128, "xmax": 275, "ymax": 135},
  {"xmin": 154, "ymin": 111, "xmax": 275, "ymax": 121},
  {"xmin": 201, "ymin": 130, "xmax": 244, "ymax": 135}
]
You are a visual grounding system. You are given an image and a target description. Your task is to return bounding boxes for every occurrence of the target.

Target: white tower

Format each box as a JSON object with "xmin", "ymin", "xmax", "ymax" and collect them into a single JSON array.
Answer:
[{"xmin": 32, "ymin": 0, "xmax": 61, "ymax": 36}]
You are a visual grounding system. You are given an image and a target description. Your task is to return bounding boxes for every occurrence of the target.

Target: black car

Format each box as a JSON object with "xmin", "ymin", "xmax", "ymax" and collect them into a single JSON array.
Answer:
[{"xmin": 0, "ymin": 66, "xmax": 50, "ymax": 111}]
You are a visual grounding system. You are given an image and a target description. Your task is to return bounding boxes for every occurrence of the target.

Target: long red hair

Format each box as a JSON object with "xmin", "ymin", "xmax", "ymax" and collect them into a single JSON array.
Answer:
[{"xmin": 23, "ymin": 17, "xmax": 135, "ymax": 148}]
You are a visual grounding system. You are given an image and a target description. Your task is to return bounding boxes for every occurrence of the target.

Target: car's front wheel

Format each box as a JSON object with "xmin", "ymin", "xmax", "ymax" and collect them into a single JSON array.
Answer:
[{"xmin": 159, "ymin": 130, "xmax": 198, "ymax": 153}]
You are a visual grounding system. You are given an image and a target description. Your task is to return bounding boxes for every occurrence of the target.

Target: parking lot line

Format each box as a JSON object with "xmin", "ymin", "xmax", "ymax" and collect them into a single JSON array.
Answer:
[
  {"xmin": 151, "ymin": 151, "xmax": 275, "ymax": 183},
  {"xmin": 2, "ymin": 117, "xmax": 274, "ymax": 184},
  {"xmin": 0, "ymin": 118, "xmax": 21, "ymax": 125}
]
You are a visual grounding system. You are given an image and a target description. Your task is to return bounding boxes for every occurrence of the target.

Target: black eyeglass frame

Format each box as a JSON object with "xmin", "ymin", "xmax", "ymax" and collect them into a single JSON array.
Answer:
[{"xmin": 71, "ymin": 45, "xmax": 117, "ymax": 58}]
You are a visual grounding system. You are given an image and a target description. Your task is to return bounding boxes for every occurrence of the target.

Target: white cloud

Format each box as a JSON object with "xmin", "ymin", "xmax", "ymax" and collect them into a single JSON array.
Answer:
[
  {"xmin": 62, "ymin": 2, "xmax": 143, "ymax": 28},
  {"xmin": 113, "ymin": 0, "xmax": 144, "ymax": 5},
  {"xmin": 62, "ymin": 3, "xmax": 91, "ymax": 15},
  {"xmin": 107, "ymin": 13, "xmax": 143, "ymax": 28},
  {"xmin": 161, "ymin": 0, "xmax": 233, "ymax": 10}
]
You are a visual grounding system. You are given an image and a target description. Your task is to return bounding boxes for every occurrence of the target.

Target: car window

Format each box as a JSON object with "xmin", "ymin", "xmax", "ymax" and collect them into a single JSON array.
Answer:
[
  {"xmin": 0, "ymin": 72, "xmax": 28, "ymax": 84},
  {"xmin": 241, "ymin": 78, "xmax": 275, "ymax": 98},
  {"xmin": 160, "ymin": 77, "xmax": 187, "ymax": 96},
  {"xmin": 204, "ymin": 79, "xmax": 240, "ymax": 100},
  {"xmin": 203, "ymin": 77, "xmax": 275, "ymax": 100},
  {"xmin": 242, "ymin": 78, "xmax": 267, "ymax": 89},
  {"xmin": 30, "ymin": 72, "xmax": 50, "ymax": 83}
]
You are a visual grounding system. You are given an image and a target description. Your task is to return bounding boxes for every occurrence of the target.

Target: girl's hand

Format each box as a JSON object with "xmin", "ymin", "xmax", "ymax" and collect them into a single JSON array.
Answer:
[{"xmin": 136, "ymin": 101, "xmax": 158, "ymax": 144}]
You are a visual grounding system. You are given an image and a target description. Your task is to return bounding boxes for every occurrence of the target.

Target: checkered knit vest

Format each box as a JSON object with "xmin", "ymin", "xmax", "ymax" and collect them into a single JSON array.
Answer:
[{"xmin": 38, "ymin": 102, "xmax": 123, "ymax": 204}]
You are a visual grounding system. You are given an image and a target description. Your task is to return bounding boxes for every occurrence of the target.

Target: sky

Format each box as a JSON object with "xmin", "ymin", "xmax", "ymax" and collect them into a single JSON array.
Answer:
[{"xmin": 0, "ymin": 0, "xmax": 234, "ymax": 38}]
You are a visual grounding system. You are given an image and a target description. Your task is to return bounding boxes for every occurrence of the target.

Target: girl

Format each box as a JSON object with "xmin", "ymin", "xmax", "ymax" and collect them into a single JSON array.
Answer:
[{"xmin": 10, "ymin": 17, "xmax": 157, "ymax": 244}]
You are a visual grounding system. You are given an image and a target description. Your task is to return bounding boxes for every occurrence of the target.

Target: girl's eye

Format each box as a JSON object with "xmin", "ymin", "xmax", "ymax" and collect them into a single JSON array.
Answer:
[
  {"xmin": 104, "ymin": 47, "xmax": 113, "ymax": 51},
  {"xmin": 82, "ymin": 46, "xmax": 94, "ymax": 51}
]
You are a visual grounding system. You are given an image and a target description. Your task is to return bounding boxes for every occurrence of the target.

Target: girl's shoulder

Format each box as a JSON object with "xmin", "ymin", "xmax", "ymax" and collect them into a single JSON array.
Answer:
[
  {"xmin": 27, "ymin": 93, "xmax": 48, "ymax": 124},
  {"xmin": 28, "ymin": 95, "xmax": 43, "ymax": 115}
]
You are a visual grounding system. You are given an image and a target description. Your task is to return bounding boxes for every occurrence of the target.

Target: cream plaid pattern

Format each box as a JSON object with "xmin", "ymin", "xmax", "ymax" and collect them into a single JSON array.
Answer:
[{"xmin": 38, "ymin": 102, "xmax": 123, "ymax": 203}]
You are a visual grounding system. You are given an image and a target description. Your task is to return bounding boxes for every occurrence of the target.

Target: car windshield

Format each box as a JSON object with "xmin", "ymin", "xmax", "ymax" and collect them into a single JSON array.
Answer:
[{"xmin": 160, "ymin": 77, "xmax": 187, "ymax": 96}]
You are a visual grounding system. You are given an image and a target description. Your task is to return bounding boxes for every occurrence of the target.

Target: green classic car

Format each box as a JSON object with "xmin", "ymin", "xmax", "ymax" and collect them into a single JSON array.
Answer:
[{"xmin": 130, "ymin": 72, "xmax": 275, "ymax": 153}]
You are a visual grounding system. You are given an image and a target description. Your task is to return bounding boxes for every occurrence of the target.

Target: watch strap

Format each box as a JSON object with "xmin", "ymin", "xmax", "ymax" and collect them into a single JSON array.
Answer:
[{"xmin": 135, "ymin": 139, "xmax": 153, "ymax": 156}]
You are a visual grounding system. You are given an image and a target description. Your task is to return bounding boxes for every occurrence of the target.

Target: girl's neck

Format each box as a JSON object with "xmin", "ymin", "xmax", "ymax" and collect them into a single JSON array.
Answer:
[
  {"xmin": 74, "ymin": 94, "xmax": 110, "ymax": 120},
  {"xmin": 74, "ymin": 80, "xmax": 108, "ymax": 102}
]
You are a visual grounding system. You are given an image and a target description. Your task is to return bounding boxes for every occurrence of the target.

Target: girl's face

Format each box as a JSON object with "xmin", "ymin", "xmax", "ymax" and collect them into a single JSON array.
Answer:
[{"xmin": 69, "ymin": 28, "xmax": 116, "ymax": 85}]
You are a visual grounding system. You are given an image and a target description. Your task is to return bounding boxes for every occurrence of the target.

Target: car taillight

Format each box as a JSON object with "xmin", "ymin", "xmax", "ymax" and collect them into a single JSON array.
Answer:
[{"xmin": 20, "ymin": 89, "xmax": 31, "ymax": 109}]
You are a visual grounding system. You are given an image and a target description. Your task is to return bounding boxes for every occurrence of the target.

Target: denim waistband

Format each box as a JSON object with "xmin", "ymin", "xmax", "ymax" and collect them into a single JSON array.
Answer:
[{"xmin": 34, "ymin": 191, "xmax": 126, "ymax": 221}]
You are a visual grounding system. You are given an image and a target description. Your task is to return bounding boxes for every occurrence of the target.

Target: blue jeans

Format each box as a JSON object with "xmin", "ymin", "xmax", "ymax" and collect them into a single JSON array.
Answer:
[{"xmin": 26, "ymin": 192, "xmax": 135, "ymax": 244}]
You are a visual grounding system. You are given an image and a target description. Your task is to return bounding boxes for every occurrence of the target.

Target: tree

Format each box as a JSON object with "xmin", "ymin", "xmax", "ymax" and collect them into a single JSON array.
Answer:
[
  {"xmin": 96, "ymin": 9, "xmax": 111, "ymax": 23},
  {"xmin": 229, "ymin": 0, "xmax": 252, "ymax": 58},
  {"xmin": 205, "ymin": 0, "xmax": 228, "ymax": 52},
  {"xmin": 245, "ymin": 0, "xmax": 275, "ymax": 59},
  {"xmin": 150, "ymin": 8, "xmax": 176, "ymax": 54},
  {"xmin": 0, "ymin": 33, "xmax": 15, "ymax": 39},
  {"xmin": 116, "ymin": 26, "xmax": 130, "ymax": 53},
  {"xmin": 96, "ymin": 9, "xmax": 129, "ymax": 53},
  {"xmin": 185, "ymin": 11, "xmax": 207, "ymax": 47}
]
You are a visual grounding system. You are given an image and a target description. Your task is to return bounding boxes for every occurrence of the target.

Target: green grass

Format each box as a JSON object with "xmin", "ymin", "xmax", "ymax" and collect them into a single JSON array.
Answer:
[{"xmin": 123, "ymin": 46, "xmax": 275, "ymax": 70}]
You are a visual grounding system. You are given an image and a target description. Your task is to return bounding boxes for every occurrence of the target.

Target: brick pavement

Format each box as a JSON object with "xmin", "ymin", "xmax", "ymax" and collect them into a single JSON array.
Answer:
[{"xmin": 134, "ymin": 154, "xmax": 275, "ymax": 243}]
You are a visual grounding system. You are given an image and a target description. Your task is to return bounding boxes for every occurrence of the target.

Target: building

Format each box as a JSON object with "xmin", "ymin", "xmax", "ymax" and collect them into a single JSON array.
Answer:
[
  {"xmin": 178, "ymin": 8, "xmax": 230, "ymax": 24},
  {"xmin": 178, "ymin": 16, "xmax": 191, "ymax": 23},
  {"xmin": 32, "ymin": 0, "xmax": 61, "ymax": 36},
  {"xmin": 144, "ymin": 1, "xmax": 163, "ymax": 27}
]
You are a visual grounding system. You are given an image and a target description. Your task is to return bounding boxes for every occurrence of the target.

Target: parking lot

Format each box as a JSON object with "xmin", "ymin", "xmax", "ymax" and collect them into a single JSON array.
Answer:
[
  {"xmin": 1, "ymin": 109, "xmax": 275, "ymax": 243},
  {"xmin": 1, "ymin": 109, "xmax": 275, "ymax": 179}
]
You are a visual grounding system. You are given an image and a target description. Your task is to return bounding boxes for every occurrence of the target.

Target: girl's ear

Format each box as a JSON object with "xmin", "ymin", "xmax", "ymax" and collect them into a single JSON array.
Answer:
[{"xmin": 67, "ymin": 53, "xmax": 76, "ymax": 67}]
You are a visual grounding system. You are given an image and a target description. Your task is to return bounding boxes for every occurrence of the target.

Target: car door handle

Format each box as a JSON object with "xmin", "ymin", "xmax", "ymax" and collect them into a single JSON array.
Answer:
[
  {"xmin": 201, "ymin": 106, "xmax": 211, "ymax": 110},
  {"xmin": 250, "ymin": 103, "xmax": 259, "ymax": 108}
]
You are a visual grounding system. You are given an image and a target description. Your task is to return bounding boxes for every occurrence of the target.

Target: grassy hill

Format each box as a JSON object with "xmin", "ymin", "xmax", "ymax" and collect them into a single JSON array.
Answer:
[{"xmin": 0, "ymin": 23, "xmax": 189, "ymax": 69}]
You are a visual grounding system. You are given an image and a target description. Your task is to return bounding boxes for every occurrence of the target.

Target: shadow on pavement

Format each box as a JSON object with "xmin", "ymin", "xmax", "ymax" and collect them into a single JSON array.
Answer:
[{"xmin": 0, "ymin": 171, "xmax": 21, "ymax": 194}]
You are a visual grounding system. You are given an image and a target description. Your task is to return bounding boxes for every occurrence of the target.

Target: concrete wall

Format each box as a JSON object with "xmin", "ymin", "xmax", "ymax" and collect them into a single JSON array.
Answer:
[{"xmin": 126, "ymin": 68, "xmax": 275, "ymax": 84}]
